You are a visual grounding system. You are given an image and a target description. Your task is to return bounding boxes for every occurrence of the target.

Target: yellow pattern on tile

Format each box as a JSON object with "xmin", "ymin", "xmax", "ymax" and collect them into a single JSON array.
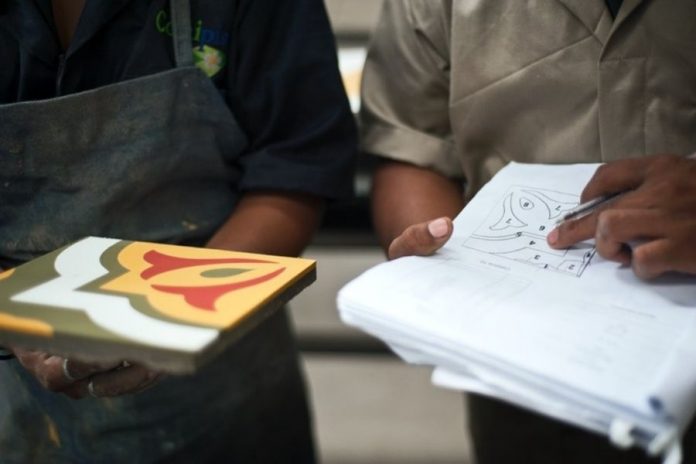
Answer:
[
  {"xmin": 44, "ymin": 415, "xmax": 61, "ymax": 448},
  {"xmin": 0, "ymin": 269, "xmax": 15, "ymax": 281},
  {"xmin": 101, "ymin": 242, "xmax": 314, "ymax": 329},
  {"xmin": 0, "ymin": 313, "xmax": 54, "ymax": 337}
]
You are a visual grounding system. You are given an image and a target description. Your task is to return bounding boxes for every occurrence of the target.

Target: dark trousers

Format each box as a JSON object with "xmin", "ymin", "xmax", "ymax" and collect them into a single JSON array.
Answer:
[
  {"xmin": 468, "ymin": 394, "xmax": 695, "ymax": 464},
  {"xmin": 0, "ymin": 309, "xmax": 315, "ymax": 464}
]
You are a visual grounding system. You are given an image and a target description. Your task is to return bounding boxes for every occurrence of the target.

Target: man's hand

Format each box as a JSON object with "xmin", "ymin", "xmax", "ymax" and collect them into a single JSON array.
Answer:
[
  {"xmin": 548, "ymin": 154, "xmax": 696, "ymax": 279},
  {"xmin": 387, "ymin": 217, "xmax": 454, "ymax": 260},
  {"xmin": 12, "ymin": 348, "xmax": 162, "ymax": 399},
  {"xmin": 371, "ymin": 160, "xmax": 465, "ymax": 261}
]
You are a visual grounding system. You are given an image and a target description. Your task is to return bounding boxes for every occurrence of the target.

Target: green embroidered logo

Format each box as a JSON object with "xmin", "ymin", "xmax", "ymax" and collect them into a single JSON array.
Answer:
[
  {"xmin": 155, "ymin": 10, "xmax": 229, "ymax": 77},
  {"xmin": 192, "ymin": 45, "xmax": 226, "ymax": 78}
]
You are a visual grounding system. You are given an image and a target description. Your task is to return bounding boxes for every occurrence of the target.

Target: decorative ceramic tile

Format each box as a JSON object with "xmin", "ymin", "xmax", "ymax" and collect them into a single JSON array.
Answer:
[{"xmin": 0, "ymin": 237, "xmax": 315, "ymax": 373}]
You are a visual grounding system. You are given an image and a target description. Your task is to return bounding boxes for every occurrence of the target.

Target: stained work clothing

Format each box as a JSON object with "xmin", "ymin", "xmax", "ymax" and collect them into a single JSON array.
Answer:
[
  {"xmin": 0, "ymin": 0, "xmax": 356, "ymax": 462},
  {"xmin": 0, "ymin": 0, "xmax": 355, "ymax": 234}
]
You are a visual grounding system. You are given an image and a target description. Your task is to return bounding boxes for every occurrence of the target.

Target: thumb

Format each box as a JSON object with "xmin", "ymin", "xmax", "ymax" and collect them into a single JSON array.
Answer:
[{"xmin": 388, "ymin": 217, "xmax": 453, "ymax": 260}]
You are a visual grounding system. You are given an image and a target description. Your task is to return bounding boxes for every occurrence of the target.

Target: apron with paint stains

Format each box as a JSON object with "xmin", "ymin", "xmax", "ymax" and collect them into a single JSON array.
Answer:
[{"xmin": 0, "ymin": 1, "xmax": 314, "ymax": 462}]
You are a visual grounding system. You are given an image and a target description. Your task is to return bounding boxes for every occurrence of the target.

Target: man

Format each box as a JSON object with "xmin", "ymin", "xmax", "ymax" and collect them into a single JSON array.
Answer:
[
  {"xmin": 361, "ymin": 0, "xmax": 696, "ymax": 462},
  {"xmin": 0, "ymin": 0, "xmax": 356, "ymax": 462}
]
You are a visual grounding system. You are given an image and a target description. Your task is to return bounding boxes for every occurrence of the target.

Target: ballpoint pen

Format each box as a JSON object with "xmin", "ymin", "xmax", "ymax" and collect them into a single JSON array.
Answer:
[
  {"xmin": 555, "ymin": 191, "xmax": 625, "ymax": 226},
  {"xmin": 557, "ymin": 153, "xmax": 696, "ymax": 226}
]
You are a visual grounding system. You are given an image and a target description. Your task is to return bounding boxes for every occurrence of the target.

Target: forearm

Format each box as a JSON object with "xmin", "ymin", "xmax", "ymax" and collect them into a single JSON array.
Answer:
[
  {"xmin": 371, "ymin": 160, "xmax": 465, "ymax": 253},
  {"xmin": 207, "ymin": 191, "xmax": 325, "ymax": 256}
]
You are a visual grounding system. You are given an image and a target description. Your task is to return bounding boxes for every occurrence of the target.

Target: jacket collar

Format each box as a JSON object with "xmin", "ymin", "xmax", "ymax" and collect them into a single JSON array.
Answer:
[
  {"xmin": 555, "ymin": 0, "xmax": 647, "ymax": 46},
  {"xmin": 3, "ymin": 0, "xmax": 60, "ymax": 65},
  {"xmin": 556, "ymin": 0, "xmax": 606, "ymax": 45},
  {"xmin": 2, "ymin": 0, "xmax": 133, "ymax": 64},
  {"xmin": 66, "ymin": 0, "xmax": 132, "ymax": 57},
  {"xmin": 610, "ymin": 0, "xmax": 646, "ymax": 34}
]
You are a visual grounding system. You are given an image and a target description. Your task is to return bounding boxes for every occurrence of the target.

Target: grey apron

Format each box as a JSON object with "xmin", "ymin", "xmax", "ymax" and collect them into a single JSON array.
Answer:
[
  {"xmin": 0, "ymin": 3, "xmax": 243, "ymax": 265},
  {"xmin": 0, "ymin": 1, "xmax": 314, "ymax": 462}
]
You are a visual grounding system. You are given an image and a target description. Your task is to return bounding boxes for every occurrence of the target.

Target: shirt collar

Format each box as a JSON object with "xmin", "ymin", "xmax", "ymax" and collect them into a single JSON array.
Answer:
[
  {"xmin": 66, "ymin": 0, "xmax": 132, "ymax": 57},
  {"xmin": 3, "ymin": 0, "xmax": 134, "ymax": 64},
  {"xmin": 3, "ymin": 0, "xmax": 60, "ymax": 65}
]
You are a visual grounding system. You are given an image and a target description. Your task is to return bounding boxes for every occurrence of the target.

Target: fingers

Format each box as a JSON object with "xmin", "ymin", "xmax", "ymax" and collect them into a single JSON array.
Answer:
[
  {"xmin": 12, "ymin": 349, "xmax": 126, "ymax": 393},
  {"xmin": 629, "ymin": 238, "xmax": 696, "ymax": 280},
  {"xmin": 578, "ymin": 209, "xmax": 696, "ymax": 279},
  {"xmin": 12, "ymin": 349, "xmax": 73, "ymax": 391},
  {"xmin": 547, "ymin": 211, "xmax": 598, "ymax": 249},
  {"xmin": 63, "ymin": 364, "xmax": 162, "ymax": 399},
  {"xmin": 547, "ymin": 155, "xmax": 696, "ymax": 278},
  {"xmin": 62, "ymin": 357, "xmax": 124, "ymax": 381},
  {"xmin": 11, "ymin": 348, "xmax": 159, "ymax": 399},
  {"xmin": 387, "ymin": 217, "xmax": 453, "ymax": 260},
  {"xmin": 548, "ymin": 187, "xmax": 649, "ymax": 249},
  {"xmin": 90, "ymin": 364, "xmax": 161, "ymax": 398},
  {"xmin": 593, "ymin": 210, "xmax": 656, "ymax": 266},
  {"xmin": 629, "ymin": 215, "xmax": 696, "ymax": 279},
  {"xmin": 579, "ymin": 158, "xmax": 649, "ymax": 202},
  {"xmin": 630, "ymin": 240, "xmax": 673, "ymax": 280}
]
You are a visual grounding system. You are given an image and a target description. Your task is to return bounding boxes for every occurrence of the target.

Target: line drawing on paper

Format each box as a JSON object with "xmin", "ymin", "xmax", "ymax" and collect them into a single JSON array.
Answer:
[{"xmin": 462, "ymin": 186, "xmax": 596, "ymax": 277}]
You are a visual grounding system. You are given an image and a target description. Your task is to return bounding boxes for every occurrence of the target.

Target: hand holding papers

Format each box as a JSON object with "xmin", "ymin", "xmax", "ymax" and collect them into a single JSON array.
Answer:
[{"xmin": 338, "ymin": 162, "xmax": 696, "ymax": 464}]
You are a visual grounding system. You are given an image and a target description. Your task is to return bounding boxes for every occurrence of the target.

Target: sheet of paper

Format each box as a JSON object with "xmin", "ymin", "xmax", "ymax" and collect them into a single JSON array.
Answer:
[
  {"xmin": 338, "ymin": 162, "xmax": 696, "ymax": 455},
  {"xmin": 442, "ymin": 163, "xmax": 696, "ymax": 417},
  {"xmin": 432, "ymin": 366, "xmax": 610, "ymax": 437}
]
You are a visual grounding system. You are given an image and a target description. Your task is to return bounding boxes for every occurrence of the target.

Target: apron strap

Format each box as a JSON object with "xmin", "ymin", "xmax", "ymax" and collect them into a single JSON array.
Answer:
[{"xmin": 170, "ymin": 0, "xmax": 194, "ymax": 68}]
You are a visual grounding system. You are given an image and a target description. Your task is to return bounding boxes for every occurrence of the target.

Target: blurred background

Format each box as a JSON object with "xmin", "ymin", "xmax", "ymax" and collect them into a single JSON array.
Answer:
[{"xmin": 287, "ymin": 2, "xmax": 471, "ymax": 463}]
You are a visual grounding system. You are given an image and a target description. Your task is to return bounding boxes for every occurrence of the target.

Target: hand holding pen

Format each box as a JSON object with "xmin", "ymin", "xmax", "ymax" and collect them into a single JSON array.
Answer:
[{"xmin": 547, "ymin": 154, "xmax": 696, "ymax": 279}]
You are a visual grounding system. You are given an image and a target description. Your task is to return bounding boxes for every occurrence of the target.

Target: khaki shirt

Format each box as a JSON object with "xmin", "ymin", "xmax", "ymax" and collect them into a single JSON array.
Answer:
[{"xmin": 361, "ymin": 0, "xmax": 696, "ymax": 198}]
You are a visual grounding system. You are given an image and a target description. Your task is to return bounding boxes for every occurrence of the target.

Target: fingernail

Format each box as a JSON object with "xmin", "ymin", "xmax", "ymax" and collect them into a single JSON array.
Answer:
[
  {"xmin": 547, "ymin": 229, "xmax": 559, "ymax": 245},
  {"xmin": 428, "ymin": 218, "xmax": 449, "ymax": 238}
]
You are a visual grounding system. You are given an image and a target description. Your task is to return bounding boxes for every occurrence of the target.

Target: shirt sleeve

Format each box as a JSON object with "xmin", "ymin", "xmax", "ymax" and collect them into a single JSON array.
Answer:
[
  {"xmin": 227, "ymin": 0, "xmax": 357, "ymax": 200},
  {"xmin": 360, "ymin": 0, "xmax": 462, "ymax": 179}
]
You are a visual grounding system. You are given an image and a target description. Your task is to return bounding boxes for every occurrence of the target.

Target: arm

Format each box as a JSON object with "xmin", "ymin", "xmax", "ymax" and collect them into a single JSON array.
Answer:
[
  {"xmin": 361, "ymin": 2, "xmax": 462, "ymax": 260},
  {"xmin": 207, "ymin": 191, "xmax": 324, "ymax": 256},
  {"xmin": 548, "ymin": 154, "xmax": 696, "ymax": 279},
  {"xmin": 372, "ymin": 160, "xmax": 464, "ymax": 260}
]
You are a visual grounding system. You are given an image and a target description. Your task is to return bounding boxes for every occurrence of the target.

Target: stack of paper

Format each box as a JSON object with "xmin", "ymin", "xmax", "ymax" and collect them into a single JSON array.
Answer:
[{"xmin": 338, "ymin": 162, "xmax": 696, "ymax": 464}]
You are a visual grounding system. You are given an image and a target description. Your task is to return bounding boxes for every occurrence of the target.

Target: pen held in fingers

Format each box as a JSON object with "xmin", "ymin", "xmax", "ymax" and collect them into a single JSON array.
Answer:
[{"xmin": 555, "ymin": 191, "xmax": 626, "ymax": 226}]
